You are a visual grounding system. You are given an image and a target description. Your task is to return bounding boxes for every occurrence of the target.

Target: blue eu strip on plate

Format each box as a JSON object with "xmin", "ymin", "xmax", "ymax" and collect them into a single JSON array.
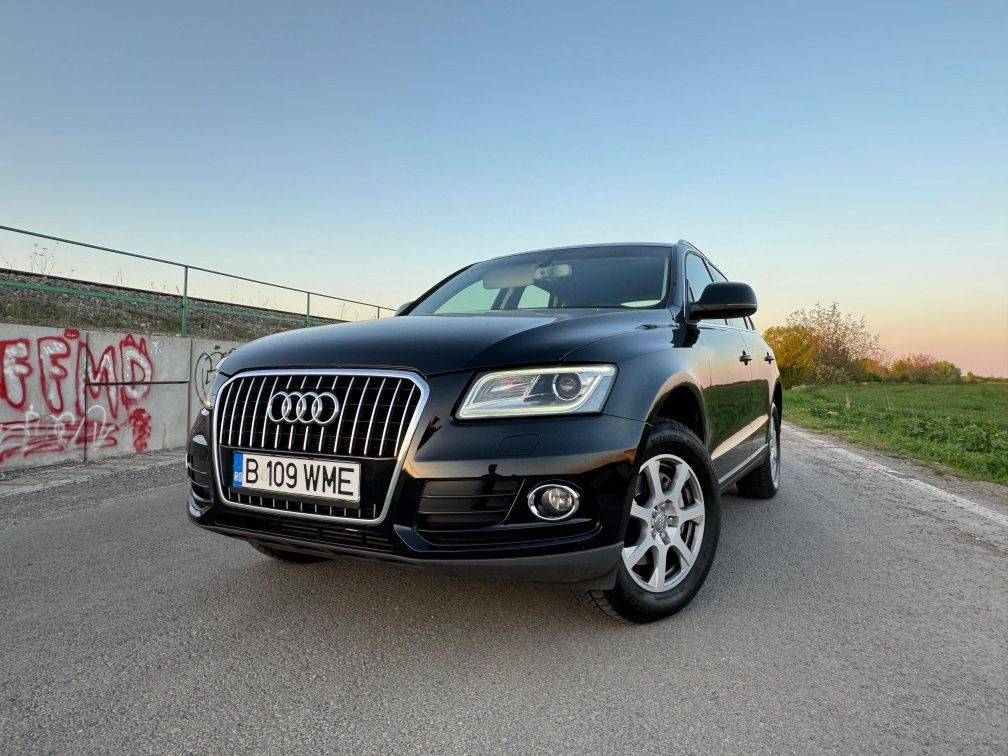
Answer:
[{"xmin": 232, "ymin": 452, "xmax": 244, "ymax": 487}]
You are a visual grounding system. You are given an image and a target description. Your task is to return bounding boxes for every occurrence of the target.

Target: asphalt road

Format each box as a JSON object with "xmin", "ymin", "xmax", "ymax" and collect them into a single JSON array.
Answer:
[{"xmin": 2, "ymin": 427, "xmax": 1006, "ymax": 754}]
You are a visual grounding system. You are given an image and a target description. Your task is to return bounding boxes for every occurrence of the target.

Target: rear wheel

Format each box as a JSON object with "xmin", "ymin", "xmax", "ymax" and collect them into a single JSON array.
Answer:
[
  {"xmin": 249, "ymin": 542, "xmax": 329, "ymax": 563},
  {"xmin": 576, "ymin": 420, "xmax": 721, "ymax": 623},
  {"xmin": 736, "ymin": 405, "xmax": 781, "ymax": 499}
]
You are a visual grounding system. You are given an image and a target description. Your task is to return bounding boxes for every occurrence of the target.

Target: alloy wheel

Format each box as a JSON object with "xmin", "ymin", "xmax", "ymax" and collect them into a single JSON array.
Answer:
[{"xmin": 622, "ymin": 454, "xmax": 705, "ymax": 593}]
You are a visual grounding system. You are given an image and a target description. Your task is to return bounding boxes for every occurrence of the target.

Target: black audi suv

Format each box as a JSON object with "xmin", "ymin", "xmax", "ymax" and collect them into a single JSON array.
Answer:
[{"xmin": 187, "ymin": 242, "xmax": 782, "ymax": 622}]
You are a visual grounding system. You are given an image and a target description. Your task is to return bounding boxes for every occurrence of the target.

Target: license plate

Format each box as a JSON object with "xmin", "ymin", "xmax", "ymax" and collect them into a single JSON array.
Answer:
[{"xmin": 231, "ymin": 451, "xmax": 361, "ymax": 505}]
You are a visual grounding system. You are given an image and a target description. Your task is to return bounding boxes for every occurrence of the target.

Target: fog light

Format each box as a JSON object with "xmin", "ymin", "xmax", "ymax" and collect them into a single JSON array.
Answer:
[{"xmin": 528, "ymin": 483, "xmax": 580, "ymax": 521}]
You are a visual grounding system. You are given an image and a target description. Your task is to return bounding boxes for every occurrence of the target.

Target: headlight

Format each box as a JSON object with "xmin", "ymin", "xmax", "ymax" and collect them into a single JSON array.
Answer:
[
  {"xmin": 203, "ymin": 370, "xmax": 230, "ymax": 410},
  {"xmin": 457, "ymin": 365, "xmax": 616, "ymax": 419}
]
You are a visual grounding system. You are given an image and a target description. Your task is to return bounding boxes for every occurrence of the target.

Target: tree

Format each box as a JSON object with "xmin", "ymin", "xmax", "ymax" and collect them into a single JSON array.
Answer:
[
  {"xmin": 764, "ymin": 303, "xmax": 965, "ymax": 386},
  {"xmin": 928, "ymin": 360, "xmax": 962, "ymax": 384},
  {"xmin": 768, "ymin": 303, "xmax": 884, "ymax": 385},
  {"xmin": 763, "ymin": 324, "xmax": 815, "ymax": 388}
]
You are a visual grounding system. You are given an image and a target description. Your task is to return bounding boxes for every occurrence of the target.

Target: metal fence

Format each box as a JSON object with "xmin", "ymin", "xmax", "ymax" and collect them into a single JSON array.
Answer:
[{"xmin": 0, "ymin": 225, "xmax": 394, "ymax": 335}]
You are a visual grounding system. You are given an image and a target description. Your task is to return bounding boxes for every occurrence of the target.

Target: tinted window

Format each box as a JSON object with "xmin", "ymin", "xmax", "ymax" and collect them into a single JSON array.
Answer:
[
  {"xmin": 516, "ymin": 284, "xmax": 550, "ymax": 308},
  {"xmin": 685, "ymin": 254, "xmax": 714, "ymax": 301},
  {"xmin": 410, "ymin": 246, "xmax": 673, "ymax": 315},
  {"xmin": 432, "ymin": 282, "xmax": 500, "ymax": 313}
]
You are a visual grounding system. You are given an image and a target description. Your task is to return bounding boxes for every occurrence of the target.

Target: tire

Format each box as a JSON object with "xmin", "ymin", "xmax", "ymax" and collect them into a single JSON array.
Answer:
[
  {"xmin": 249, "ymin": 541, "xmax": 329, "ymax": 563},
  {"xmin": 575, "ymin": 420, "xmax": 721, "ymax": 623},
  {"xmin": 736, "ymin": 404, "xmax": 781, "ymax": 499}
]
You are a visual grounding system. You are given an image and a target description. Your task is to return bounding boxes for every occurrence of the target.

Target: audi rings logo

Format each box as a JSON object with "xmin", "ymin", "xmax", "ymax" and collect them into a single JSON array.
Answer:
[{"xmin": 266, "ymin": 390, "xmax": 341, "ymax": 426}]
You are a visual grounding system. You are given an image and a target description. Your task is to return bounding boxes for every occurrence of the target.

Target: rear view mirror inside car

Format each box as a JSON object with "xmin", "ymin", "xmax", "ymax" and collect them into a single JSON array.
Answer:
[{"xmin": 534, "ymin": 263, "xmax": 572, "ymax": 282}]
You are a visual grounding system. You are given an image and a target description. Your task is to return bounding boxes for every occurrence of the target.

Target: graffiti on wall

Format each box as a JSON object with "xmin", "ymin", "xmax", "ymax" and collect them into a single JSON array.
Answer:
[
  {"xmin": 193, "ymin": 347, "xmax": 235, "ymax": 407},
  {"xmin": 0, "ymin": 328, "xmax": 157, "ymax": 463}
]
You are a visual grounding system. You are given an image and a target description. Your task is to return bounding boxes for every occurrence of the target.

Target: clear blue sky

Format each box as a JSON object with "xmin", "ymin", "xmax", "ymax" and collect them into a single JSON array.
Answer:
[{"xmin": 1, "ymin": 1, "xmax": 1006, "ymax": 373}]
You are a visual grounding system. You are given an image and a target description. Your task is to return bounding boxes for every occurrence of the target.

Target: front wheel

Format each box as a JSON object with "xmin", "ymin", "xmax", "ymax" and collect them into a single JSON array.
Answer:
[{"xmin": 576, "ymin": 420, "xmax": 721, "ymax": 623}]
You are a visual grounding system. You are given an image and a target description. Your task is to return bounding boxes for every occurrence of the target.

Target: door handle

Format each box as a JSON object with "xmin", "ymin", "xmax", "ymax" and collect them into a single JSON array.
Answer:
[
  {"xmin": 739, "ymin": 351, "xmax": 753, "ymax": 365},
  {"xmin": 765, "ymin": 352, "xmax": 775, "ymax": 363}
]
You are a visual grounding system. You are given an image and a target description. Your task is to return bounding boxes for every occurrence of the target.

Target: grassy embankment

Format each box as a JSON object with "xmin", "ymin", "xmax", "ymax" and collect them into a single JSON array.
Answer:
[
  {"xmin": 784, "ymin": 383, "xmax": 1008, "ymax": 486},
  {"xmin": 0, "ymin": 269, "xmax": 345, "ymax": 341}
]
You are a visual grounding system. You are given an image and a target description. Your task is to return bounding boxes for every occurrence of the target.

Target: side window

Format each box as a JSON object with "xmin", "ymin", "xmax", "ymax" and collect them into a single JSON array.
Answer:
[
  {"xmin": 706, "ymin": 263, "xmax": 747, "ymax": 329},
  {"xmin": 685, "ymin": 254, "xmax": 715, "ymax": 302},
  {"xmin": 516, "ymin": 285, "xmax": 550, "ymax": 309}
]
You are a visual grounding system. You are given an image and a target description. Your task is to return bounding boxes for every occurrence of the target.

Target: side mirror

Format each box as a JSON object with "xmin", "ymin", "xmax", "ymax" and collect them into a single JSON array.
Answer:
[
  {"xmin": 689, "ymin": 282, "xmax": 757, "ymax": 321},
  {"xmin": 394, "ymin": 301, "xmax": 413, "ymax": 316}
]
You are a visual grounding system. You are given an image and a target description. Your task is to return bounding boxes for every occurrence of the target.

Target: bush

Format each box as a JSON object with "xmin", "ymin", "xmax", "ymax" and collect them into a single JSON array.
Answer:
[
  {"xmin": 890, "ymin": 354, "xmax": 961, "ymax": 384},
  {"xmin": 763, "ymin": 324, "xmax": 815, "ymax": 388},
  {"xmin": 764, "ymin": 304, "xmax": 963, "ymax": 387},
  {"xmin": 764, "ymin": 303, "xmax": 883, "ymax": 387},
  {"xmin": 856, "ymin": 357, "xmax": 888, "ymax": 382}
]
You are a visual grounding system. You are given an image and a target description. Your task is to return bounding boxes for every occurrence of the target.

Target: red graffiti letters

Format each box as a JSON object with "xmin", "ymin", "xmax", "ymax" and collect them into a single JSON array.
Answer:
[
  {"xmin": 120, "ymin": 335, "xmax": 154, "ymax": 405},
  {"xmin": 1, "ymin": 339, "xmax": 31, "ymax": 410},
  {"xmin": 128, "ymin": 407, "xmax": 153, "ymax": 452},
  {"xmin": 38, "ymin": 336, "xmax": 72, "ymax": 413},
  {"xmin": 1, "ymin": 330, "xmax": 159, "ymax": 464}
]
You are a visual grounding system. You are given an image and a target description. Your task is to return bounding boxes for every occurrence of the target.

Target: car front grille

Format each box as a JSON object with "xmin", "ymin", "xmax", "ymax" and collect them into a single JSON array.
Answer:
[
  {"xmin": 215, "ymin": 372, "xmax": 423, "ymax": 459},
  {"xmin": 213, "ymin": 369, "xmax": 427, "ymax": 523}
]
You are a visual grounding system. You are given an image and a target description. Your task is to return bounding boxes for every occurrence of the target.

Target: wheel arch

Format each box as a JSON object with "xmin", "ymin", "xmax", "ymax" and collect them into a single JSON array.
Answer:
[
  {"xmin": 649, "ymin": 380, "xmax": 706, "ymax": 446},
  {"xmin": 616, "ymin": 378, "xmax": 709, "ymax": 545}
]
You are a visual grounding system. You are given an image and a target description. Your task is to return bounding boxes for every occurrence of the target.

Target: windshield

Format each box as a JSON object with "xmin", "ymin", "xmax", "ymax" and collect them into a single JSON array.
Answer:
[{"xmin": 409, "ymin": 246, "xmax": 674, "ymax": 315}]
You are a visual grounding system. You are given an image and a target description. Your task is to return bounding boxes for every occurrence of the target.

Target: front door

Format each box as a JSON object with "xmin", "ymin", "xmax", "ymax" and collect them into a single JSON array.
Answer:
[
  {"xmin": 698, "ymin": 323, "xmax": 753, "ymax": 481},
  {"xmin": 703, "ymin": 261, "xmax": 769, "ymax": 468},
  {"xmin": 685, "ymin": 252, "xmax": 754, "ymax": 481}
]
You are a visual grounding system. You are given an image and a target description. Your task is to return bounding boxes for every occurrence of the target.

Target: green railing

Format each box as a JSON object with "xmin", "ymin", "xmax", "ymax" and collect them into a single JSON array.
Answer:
[{"xmin": 0, "ymin": 224, "xmax": 394, "ymax": 334}]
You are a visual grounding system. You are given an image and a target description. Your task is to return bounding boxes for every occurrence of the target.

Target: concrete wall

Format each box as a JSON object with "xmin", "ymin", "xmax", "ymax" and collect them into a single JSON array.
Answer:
[{"xmin": 0, "ymin": 322, "xmax": 240, "ymax": 471}]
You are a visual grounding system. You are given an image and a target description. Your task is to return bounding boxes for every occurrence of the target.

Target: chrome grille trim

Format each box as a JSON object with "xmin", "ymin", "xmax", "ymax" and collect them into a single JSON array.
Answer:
[
  {"xmin": 378, "ymin": 379, "xmax": 401, "ymax": 457},
  {"xmin": 348, "ymin": 376, "xmax": 370, "ymax": 456},
  {"xmin": 329, "ymin": 376, "xmax": 353, "ymax": 455},
  {"xmin": 364, "ymin": 377, "xmax": 386, "ymax": 456},
  {"xmin": 260, "ymin": 376, "xmax": 279, "ymax": 447},
  {"xmin": 395, "ymin": 384, "xmax": 417, "ymax": 454},
  {"xmin": 316, "ymin": 375, "xmax": 339, "ymax": 453},
  {"xmin": 210, "ymin": 368, "xmax": 429, "ymax": 525}
]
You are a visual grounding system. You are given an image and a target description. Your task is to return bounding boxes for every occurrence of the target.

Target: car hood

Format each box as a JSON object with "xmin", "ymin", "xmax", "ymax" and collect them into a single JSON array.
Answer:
[{"xmin": 220, "ymin": 310, "xmax": 671, "ymax": 377}]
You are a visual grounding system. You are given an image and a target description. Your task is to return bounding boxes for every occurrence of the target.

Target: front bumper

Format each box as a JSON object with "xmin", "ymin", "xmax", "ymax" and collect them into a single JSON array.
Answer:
[{"xmin": 187, "ymin": 371, "xmax": 647, "ymax": 588}]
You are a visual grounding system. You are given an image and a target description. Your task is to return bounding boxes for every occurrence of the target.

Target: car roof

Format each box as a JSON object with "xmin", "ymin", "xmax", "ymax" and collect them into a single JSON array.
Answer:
[{"xmin": 488, "ymin": 241, "xmax": 682, "ymax": 262}]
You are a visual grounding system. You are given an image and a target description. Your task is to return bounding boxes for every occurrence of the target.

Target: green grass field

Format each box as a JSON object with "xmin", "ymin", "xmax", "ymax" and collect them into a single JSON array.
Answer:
[{"xmin": 783, "ymin": 383, "xmax": 1008, "ymax": 486}]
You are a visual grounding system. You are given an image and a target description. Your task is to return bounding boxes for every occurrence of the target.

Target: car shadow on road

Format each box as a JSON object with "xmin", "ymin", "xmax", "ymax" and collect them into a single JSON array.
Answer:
[{"xmin": 190, "ymin": 491, "xmax": 789, "ymax": 647}]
